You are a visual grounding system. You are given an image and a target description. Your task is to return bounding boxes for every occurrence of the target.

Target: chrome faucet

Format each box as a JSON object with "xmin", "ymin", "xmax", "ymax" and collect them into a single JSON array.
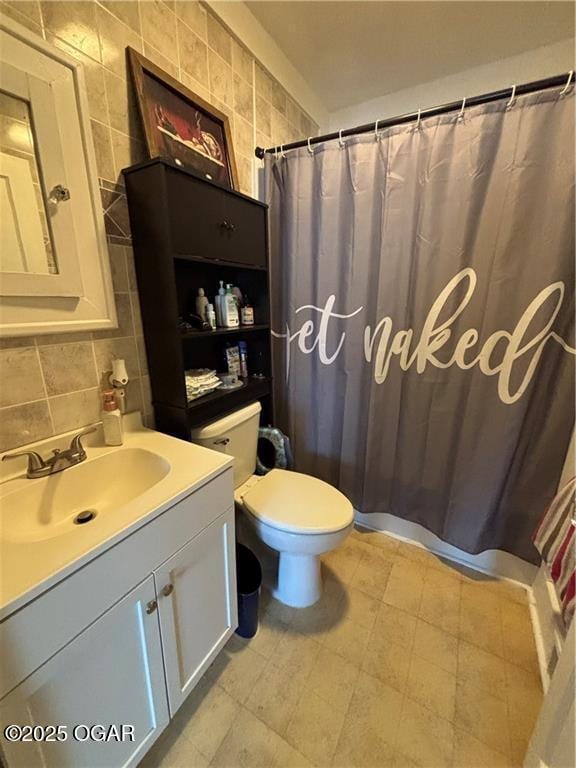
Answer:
[{"xmin": 2, "ymin": 427, "xmax": 97, "ymax": 479}]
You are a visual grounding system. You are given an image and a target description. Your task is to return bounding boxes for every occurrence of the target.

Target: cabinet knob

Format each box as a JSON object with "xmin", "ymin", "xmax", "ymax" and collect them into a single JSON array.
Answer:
[
  {"xmin": 146, "ymin": 599, "xmax": 158, "ymax": 614},
  {"xmin": 161, "ymin": 583, "xmax": 174, "ymax": 597},
  {"xmin": 50, "ymin": 184, "xmax": 71, "ymax": 203},
  {"xmin": 227, "ymin": 222, "xmax": 236, "ymax": 232}
]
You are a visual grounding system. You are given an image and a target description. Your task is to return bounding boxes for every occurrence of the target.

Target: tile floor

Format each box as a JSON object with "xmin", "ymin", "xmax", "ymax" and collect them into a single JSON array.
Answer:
[{"xmin": 140, "ymin": 526, "xmax": 542, "ymax": 768}]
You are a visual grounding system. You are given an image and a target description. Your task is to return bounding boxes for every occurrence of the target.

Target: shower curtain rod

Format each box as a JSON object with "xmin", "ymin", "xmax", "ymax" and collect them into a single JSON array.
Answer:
[{"xmin": 254, "ymin": 72, "xmax": 572, "ymax": 159}]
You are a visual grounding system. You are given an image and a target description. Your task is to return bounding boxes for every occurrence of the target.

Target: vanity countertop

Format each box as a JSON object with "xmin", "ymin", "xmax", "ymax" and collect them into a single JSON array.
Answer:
[{"xmin": 0, "ymin": 414, "xmax": 233, "ymax": 619}]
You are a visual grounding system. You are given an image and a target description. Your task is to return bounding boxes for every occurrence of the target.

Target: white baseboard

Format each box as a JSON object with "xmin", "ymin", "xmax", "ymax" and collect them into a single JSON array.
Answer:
[{"xmin": 354, "ymin": 510, "xmax": 538, "ymax": 586}]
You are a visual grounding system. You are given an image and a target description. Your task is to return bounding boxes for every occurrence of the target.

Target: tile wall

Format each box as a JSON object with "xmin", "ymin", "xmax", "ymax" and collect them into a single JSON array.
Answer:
[{"xmin": 0, "ymin": 0, "xmax": 319, "ymax": 451}]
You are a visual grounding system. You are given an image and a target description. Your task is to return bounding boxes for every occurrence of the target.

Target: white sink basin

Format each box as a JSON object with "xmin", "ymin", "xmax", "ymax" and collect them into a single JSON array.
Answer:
[
  {"xmin": 0, "ymin": 414, "xmax": 233, "ymax": 617},
  {"xmin": 3, "ymin": 448, "xmax": 170, "ymax": 544}
]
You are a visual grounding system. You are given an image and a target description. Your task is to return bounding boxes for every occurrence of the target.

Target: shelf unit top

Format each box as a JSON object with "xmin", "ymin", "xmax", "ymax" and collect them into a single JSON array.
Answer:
[{"xmin": 122, "ymin": 157, "xmax": 269, "ymax": 210}]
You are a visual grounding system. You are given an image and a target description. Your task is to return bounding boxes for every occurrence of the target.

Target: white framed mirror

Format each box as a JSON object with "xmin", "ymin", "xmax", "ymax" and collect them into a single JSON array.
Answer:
[{"xmin": 0, "ymin": 13, "xmax": 117, "ymax": 336}]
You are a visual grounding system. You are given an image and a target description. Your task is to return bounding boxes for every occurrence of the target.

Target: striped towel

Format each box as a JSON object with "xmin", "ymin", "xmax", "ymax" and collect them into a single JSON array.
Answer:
[{"xmin": 533, "ymin": 478, "xmax": 576, "ymax": 629}]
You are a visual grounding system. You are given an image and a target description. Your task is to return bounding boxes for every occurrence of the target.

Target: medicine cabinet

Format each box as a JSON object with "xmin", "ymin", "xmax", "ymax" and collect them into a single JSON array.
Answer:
[{"xmin": 0, "ymin": 13, "xmax": 116, "ymax": 337}]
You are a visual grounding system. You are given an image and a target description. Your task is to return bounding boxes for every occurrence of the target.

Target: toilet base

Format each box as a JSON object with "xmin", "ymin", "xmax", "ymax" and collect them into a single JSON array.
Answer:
[{"xmin": 273, "ymin": 552, "xmax": 322, "ymax": 607}]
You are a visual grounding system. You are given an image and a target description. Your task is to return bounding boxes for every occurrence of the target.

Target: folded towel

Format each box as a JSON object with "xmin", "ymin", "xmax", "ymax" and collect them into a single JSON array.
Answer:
[
  {"xmin": 185, "ymin": 369, "xmax": 222, "ymax": 401},
  {"xmin": 185, "ymin": 368, "xmax": 218, "ymax": 383},
  {"xmin": 534, "ymin": 478, "xmax": 576, "ymax": 628}
]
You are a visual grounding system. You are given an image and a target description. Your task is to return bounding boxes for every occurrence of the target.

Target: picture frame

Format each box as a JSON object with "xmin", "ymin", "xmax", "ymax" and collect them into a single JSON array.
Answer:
[{"xmin": 128, "ymin": 47, "xmax": 238, "ymax": 190}]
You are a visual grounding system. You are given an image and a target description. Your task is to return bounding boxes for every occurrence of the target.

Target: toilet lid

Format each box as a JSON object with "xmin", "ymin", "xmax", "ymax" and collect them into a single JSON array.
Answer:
[{"xmin": 241, "ymin": 469, "xmax": 354, "ymax": 534}]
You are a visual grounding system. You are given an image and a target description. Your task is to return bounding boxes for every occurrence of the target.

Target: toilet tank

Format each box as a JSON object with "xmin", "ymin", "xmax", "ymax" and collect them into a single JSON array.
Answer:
[{"xmin": 190, "ymin": 402, "xmax": 262, "ymax": 489}]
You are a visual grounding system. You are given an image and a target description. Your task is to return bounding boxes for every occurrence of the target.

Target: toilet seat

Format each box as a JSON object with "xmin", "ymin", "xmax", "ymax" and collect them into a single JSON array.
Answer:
[{"xmin": 241, "ymin": 469, "xmax": 353, "ymax": 534}]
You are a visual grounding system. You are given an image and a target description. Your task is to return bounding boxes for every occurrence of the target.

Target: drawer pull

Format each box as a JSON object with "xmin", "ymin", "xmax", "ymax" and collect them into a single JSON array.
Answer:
[
  {"xmin": 146, "ymin": 600, "xmax": 158, "ymax": 614},
  {"xmin": 161, "ymin": 583, "xmax": 174, "ymax": 597}
]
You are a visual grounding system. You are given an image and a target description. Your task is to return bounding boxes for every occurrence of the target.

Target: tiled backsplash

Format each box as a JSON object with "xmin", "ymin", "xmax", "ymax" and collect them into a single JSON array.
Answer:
[{"xmin": 0, "ymin": 0, "xmax": 318, "ymax": 452}]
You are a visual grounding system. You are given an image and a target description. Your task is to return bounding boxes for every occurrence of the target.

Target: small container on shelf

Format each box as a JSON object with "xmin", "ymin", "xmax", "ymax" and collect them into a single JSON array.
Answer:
[
  {"xmin": 238, "ymin": 341, "xmax": 249, "ymax": 378},
  {"xmin": 206, "ymin": 303, "xmax": 216, "ymax": 329},
  {"xmin": 215, "ymin": 281, "xmax": 226, "ymax": 326},
  {"xmin": 241, "ymin": 296, "xmax": 254, "ymax": 326},
  {"xmin": 218, "ymin": 372, "xmax": 242, "ymax": 390},
  {"xmin": 224, "ymin": 343, "xmax": 241, "ymax": 375}
]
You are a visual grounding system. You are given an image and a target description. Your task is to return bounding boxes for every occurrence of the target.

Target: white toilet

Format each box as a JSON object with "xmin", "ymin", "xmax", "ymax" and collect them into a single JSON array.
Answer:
[{"xmin": 191, "ymin": 402, "xmax": 353, "ymax": 607}]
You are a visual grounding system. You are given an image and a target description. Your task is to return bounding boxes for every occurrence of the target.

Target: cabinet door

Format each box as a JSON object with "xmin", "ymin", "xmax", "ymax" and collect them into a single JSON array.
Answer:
[
  {"xmin": 155, "ymin": 508, "xmax": 237, "ymax": 715},
  {"xmin": 166, "ymin": 170, "xmax": 226, "ymax": 260},
  {"xmin": 0, "ymin": 60, "xmax": 83, "ymax": 297},
  {"xmin": 0, "ymin": 577, "xmax": 169, "ymax": 768},
  {"xmin": 222, "ymin": 194, "xmax": 267, "ymax": 267}
]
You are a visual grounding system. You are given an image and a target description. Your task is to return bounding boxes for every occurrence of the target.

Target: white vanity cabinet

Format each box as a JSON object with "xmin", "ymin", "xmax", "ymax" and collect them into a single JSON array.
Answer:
[
  {"xmin": 0, "ymin": 577, "xmax": 169, "ymax": 768},
  {"xmin": 0, "ymin": 469, "xmax": 237, "ymax": 768},
  {"xmin": 155, "ymin": 512, "xmax": 236, "ymax": 715}
]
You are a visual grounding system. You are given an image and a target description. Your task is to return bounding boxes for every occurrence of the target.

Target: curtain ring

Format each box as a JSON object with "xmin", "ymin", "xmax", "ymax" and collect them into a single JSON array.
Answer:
[
  {"xmin": 559, "ymin": 70, "xmax": 574, "ymax": 98},
  {"xmin": 274, "ymin": 145, "xmax": 279, "ymax": 160},
  {"xmin": 415, "ymin": 108, "xmax": 422, "ymax": 131},
  {"xmin": 506, "ymin": 85, "xmax": 516, "ymax": 110},
  {"xmin": 280, "ymin": 144, "xmax": 286, "ymax": 158},
  {"xmin": 374, "ymin": 119, "xmax": 380, "ymax": 141},
  {"xmin": 457, "ymin": 97, "xmax": 466, "ymax": 121},
  {"xmin": 338, "ymin": 129, "xmax": 345, "ymax": 148},
  {"xmin": 307, "ymin": 137, "xmax": 314, "ymax": 155}
]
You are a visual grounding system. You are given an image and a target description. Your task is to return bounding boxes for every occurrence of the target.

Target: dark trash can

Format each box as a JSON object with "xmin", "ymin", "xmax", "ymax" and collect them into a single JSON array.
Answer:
[{"xmin": 235, "ymin": 544, "xmax": 262, "ymax": 639}]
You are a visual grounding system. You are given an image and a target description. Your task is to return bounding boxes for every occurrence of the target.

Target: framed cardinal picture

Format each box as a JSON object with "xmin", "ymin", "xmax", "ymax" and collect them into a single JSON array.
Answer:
[{"xmin": 128, "ymin": 48, "xmax": 238, "ymax": 189}]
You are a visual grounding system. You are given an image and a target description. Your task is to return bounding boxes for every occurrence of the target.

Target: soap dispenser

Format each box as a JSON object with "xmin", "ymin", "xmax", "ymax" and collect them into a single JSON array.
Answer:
[{"xmin": 102, "ymin": 390, "xmax": 123, "ymax": 446}]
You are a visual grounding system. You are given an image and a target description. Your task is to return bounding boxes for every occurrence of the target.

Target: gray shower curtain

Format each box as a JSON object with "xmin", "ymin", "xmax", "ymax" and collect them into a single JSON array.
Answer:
[{"xmin": 265, "ymin": 87, "xmax": 575, "ymax": 563}]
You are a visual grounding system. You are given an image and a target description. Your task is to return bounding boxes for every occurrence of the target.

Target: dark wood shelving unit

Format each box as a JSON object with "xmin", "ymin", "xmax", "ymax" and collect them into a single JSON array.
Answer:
[{"xmin": 124, "ymin": 158, "xmax": 274, "ymax": 435}]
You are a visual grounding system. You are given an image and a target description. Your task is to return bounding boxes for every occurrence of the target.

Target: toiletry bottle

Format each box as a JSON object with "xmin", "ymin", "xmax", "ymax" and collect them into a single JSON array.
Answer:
[
  {"xmin": 232, "ymin": 286, "xmax": 243, "ymax": 311},
  {"xmin": 238, "ymin": 341, "xmax": 249, "ymax": 378},
  {"xmin": 102, "ymin": 390, "xmax": 123, "ymax": 446},
  {"xmin": 195, "ymin": 288, "xmax": 209, "ymax": 319},
  {"xmin": 241, "ymin": 296, "xmax": 255, "ymax": 326},
  {"xmin": 206, "ymin": 303, "xmax": 216, "ymax": 329},
  {"xmin": 215, "ymin": 280, "xmax": 226, "ymax": 326},
  {"xmin": 223, "ymin": 284, "xmax": 240, "ymax": 327}
]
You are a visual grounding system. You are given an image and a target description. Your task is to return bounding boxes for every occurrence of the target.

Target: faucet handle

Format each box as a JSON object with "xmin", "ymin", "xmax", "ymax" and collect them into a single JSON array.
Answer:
[
  {"xmin": 2, "ymin": 450, "xmax": 47, "ymax": 476},
  {"xmin": 69, "ymin": 426, "xmax": 97, "ymax": 459}
]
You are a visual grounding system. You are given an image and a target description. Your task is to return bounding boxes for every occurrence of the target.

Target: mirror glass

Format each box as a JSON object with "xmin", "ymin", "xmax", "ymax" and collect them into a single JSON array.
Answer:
[{"xmin": 0, "ymin": 91, "xmax": 57, "ymax": 274}]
